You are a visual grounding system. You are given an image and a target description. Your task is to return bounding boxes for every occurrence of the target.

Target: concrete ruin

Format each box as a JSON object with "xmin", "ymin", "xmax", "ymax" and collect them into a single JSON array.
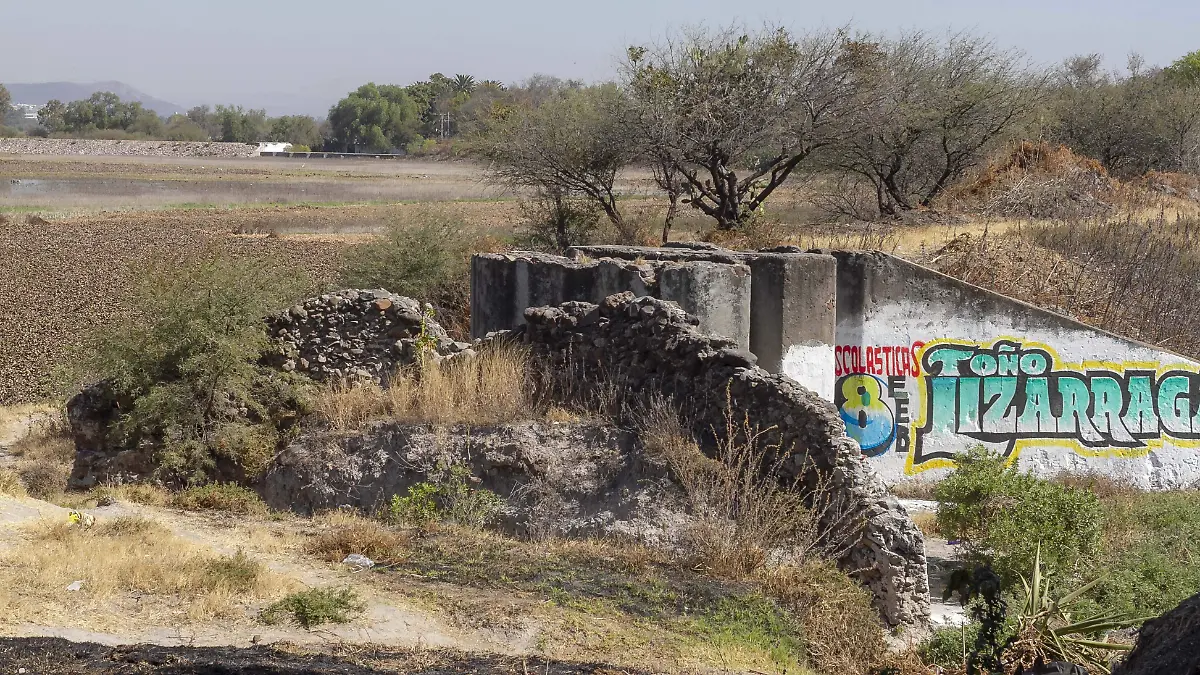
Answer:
[{"xmin": 471, "ymin": 243, "xmax": 1200, "ymax": 490}]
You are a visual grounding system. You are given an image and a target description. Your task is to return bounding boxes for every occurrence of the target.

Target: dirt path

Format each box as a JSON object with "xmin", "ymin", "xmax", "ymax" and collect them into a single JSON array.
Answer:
[
  {"xmin": 898, "ymin": 499, "xmax": 968, "ymax": 629},
  {"xmin": 0, "ymin": 490, "xmax": 531, "ymax": 656}
]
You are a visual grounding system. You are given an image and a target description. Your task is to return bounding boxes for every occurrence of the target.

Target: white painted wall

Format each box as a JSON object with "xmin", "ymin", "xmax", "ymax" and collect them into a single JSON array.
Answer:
[
  {"xmin": 836, "ymin": 293, "xmax": 1200, "ymax": 489},
  {"xmin": 782, "ymin": 342, "xmax": 835, "ymax": 402}
]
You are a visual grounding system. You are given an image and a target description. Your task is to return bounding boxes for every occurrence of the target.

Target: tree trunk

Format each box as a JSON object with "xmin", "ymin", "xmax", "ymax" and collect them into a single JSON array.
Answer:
[{"xmin": 662, "ymin": 191, "xmax": 678, "ymax": 244}]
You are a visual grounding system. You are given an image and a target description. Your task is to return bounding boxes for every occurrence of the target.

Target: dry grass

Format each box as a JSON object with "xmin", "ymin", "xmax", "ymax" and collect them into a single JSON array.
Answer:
[
  {"xmin": 759, "ymin": 560, "xmax": 892, "ymax": 674},
  {"xmin": 0, "ymin": 515, "xmax": 290, "ymax": 628},
  {"xmin": 313, "ymin": 344, "xmax": 540, "ymax": 430},
  {"xmin": 0, "ymin": 468, "xmax": 26, "ymax": 496},
  {"xmin": 3, "ymin": 409, "xmax": 75, "ymax": 500},
  {"xmin": 305, "ymin": 511, "xmax": 412, "ymax": 563},
  {"xmin": 170, "ymin": 483, "xmax": 269, "ymax": 515},
  {"xmin": 638, "ymin": 399, "xmax": 841, "ymax": 579},
  {"xmin": 910, "ymin": 511, "xmax": 940, "ymax": 537}
]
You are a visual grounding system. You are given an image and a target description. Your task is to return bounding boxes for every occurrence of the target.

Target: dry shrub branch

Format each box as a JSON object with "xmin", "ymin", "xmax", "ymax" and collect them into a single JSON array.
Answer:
[{"xmin": 637, "ymin": 396, "xmax": 852, "ymax": 578}]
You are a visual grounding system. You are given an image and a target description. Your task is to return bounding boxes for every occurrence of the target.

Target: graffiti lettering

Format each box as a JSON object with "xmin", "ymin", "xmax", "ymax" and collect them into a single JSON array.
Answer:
[
  {"xmin": 835, "ymin": 373, "xmax": 895, "ymax": 456},
  {"xmin": 911, "ymin": 339, "xmax": 1200, "ymax": 465},
  {"xmin": 835, "ymin": 342, "xmax": 926, "ymax": 378}
]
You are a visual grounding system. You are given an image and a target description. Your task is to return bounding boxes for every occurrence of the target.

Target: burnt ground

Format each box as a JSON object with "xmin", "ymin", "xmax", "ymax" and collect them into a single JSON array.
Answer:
[{"xmin": 0, "ymin": 638, "xmax": 655, "ymax": 675}]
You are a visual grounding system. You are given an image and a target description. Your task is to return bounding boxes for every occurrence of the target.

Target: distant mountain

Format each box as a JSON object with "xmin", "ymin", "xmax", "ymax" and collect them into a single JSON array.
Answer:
[{"xmin": 3, "ymin": 82, "xmax": 185, "ymax": 117}]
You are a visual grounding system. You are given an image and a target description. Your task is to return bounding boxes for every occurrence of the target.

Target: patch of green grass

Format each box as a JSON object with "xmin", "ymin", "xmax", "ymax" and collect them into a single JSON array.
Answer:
[
  {"xmin": 687, "ymin": 594, "xmax": 805, "ymax": 671},
  {"xmin": 260, "ymin": 587, "xmax": 364, "ymax": 629},
  {"xmin": 1086, "ymin": 489, "xmax": 1200, "ymax": 618}
]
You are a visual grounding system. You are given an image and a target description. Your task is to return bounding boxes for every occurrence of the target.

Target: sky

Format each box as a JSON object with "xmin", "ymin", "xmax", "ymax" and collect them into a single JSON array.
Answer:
[{"xmin": 2, "ymin": 0, "xmax": 1197, "ymax": 116}]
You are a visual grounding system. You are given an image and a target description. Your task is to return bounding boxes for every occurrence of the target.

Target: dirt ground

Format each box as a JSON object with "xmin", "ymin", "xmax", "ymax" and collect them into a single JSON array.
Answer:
[{"xmin": 0, "ymin": 638, "xmax": 651, "ymax": 674}]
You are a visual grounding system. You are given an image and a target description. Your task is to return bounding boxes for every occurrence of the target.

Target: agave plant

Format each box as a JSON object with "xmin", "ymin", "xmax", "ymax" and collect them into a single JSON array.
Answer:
[{"xmin": 1004, "ymin": 544, "xmax": 1149, "ymax": 674}]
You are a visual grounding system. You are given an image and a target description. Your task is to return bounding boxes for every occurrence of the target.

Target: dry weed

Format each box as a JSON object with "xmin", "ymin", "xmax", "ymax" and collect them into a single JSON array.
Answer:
[
  {"xmin": 0, "ymin": 468, "xmax": 26, "ymax": 496},
  {"xmin": 314, "ymin": 344, "xmax": 539, "ymax": 430},
  {"xmin": 0, "ymin": 515, "xmax": 289, "ymax": 626},
  {"xmin": 945, "ymin": 141, "xmax": 1144, "ymax": 219},
  {"xmin": 92, "ymin": 483, "xmax": 173, "ymax": 506},
  {"xmin": 306, "ymin": 511, "xmax": 412, "ymax": 563},
  {"xmin": 760, "ymin": 560, "xmax": 891, "ymax": 674},
  {"xmin": 1053, "ymin": 471, "xmax": 1141, "ymax": 499},
  {"xmin": 17, "ymin": 459, "xmax": 71, "ymax": 499},
  {"xmin": 638, "ymin": 398, "xmax": 845, "ymax": 579},
  {"xmin": 171, "ymin": 483, "xmax": 268, "ymax": 515},
  {"xmin": 889, "ymin": 479, "xmax": 939, "ymax": 501},
  {"xmin": 910, "ymin": 511, "xmax": 940, "ymax": 536}
]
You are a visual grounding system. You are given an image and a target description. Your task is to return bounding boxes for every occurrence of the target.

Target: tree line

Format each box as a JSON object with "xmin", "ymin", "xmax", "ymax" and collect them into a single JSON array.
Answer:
[
  {"xmin": 0, "ymin": 72, "xmax": 521, "ymax": 152},
  {"xmin": 4, "ymin": 27, "xmax": 1200, "ymax": 233},
  {"xmin": 473, "ymin": 27, "xmax": 1200, "ymax": 240}
]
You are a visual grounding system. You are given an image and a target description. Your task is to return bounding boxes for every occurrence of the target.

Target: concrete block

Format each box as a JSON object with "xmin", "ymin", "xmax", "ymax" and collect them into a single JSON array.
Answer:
[
  {"xmin": 471, "ymin": 254, "xmax": 519, "ymax": 339},
  {"xmin": 658, "ymin": 262, "xmax": 752, "ymax": 350},
  {"xmin": 747, "ymin": 254, "xmax": 837, "ymax": 400},
  {"xmin": 471, "ymin": 253, "xmax": 657, "ymax": 339}
]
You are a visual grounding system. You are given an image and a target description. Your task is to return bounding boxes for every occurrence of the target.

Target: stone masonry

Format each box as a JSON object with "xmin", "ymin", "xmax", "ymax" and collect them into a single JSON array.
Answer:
[
  {"xmin": 264, "ymin": 289, "xmax": 472, "ymax": 382},
  {"xmin": 495, "ymin": 292, "xmax": 930, "ymax": 627}
]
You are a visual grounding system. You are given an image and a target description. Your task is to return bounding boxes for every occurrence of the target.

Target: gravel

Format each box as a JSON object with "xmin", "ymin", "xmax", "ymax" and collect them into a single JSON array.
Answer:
[{"xmin": 0, "ymin": 138, "xmax": 259, "ymax": 158}]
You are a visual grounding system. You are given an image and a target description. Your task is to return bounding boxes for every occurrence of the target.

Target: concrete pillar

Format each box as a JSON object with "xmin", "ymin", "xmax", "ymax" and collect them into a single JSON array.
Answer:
[
  {"xmin": 747, "ymin": 253, "xmax": 837, "ymax": 400},
  {"xmin": 471, "ymin": 254, "xmax": 520, "ymax": 339},
  {"xmin": 658, "ymin": 262, "xmax": 752, "ymax": 351}
]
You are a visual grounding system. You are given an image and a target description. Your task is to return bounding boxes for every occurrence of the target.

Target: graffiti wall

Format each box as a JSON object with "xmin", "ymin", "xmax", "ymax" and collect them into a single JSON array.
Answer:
[{"xmin": 831, "ymin": 252, "xmax": 1200, "ymax": 489}]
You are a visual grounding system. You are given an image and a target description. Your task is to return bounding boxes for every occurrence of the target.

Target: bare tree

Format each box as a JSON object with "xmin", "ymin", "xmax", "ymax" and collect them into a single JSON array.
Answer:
[
  {"xmin": 828, "ymin": 31, "xmax": 1045, "ymax": 217},
  {"xmin": 474, "ymin": 83, "xmax": 640, "ymax": 243},
  {"xmin": 624, "ymin": 25, "xmax": 859, "ymax": 230}
]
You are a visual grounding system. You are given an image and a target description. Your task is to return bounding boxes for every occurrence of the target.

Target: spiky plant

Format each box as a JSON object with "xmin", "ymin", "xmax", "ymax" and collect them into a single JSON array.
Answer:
[{"xmin": 1004, "ymin": 544, "xmax": 1148, "ymax": 674}]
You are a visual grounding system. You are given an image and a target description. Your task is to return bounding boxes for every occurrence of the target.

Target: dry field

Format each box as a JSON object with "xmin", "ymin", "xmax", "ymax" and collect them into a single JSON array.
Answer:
[
  {"xmin": 6, "ymin": 149, "xmax": 1189, "ymax": 404},
  {"xmin": 0, "ymin": 154, "xmax": 676, "ymax": 404}
]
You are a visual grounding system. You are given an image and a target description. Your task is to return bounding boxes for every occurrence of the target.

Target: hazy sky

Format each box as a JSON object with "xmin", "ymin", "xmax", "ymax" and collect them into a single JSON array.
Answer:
[{"xmin": 2, "ymin": 0, "xmax": 1197, "ymax": 115}]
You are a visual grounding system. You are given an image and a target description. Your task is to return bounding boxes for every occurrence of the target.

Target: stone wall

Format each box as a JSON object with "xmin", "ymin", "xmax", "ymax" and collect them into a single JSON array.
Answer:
[
  {"xmin": 500, "ymin": 292, "xmax": 929, "ymax": 627},
  {"xmin": 264, "ymin": 289, "xmax": 472, "ymax": 382},
  {"xmin": 0, "ymin": 138, "xmax": 259, "ymax": 158}
]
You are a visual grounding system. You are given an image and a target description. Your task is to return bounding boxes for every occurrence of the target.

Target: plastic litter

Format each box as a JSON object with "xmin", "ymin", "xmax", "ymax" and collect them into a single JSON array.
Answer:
[
  {"xmin": 67, "ymin": 510, "xmax": 95, "ymax": 528},
  {"xmin": 66, "ymin": 580, "xmax": 83, "ymax": 592},
  {"xmin": 342, "ymin": 553, "xmax": 375, "ymax": 569}
]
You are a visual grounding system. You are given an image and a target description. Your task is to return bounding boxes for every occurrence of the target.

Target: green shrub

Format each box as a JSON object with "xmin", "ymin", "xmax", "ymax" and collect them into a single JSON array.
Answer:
[
  {"xmin": 388, "ymin": 483, "xmax": 440, "ymax": 526},
  {"xmin": 934, "ymin": 446, "xmax": 1103, "ymax": 584},
  {"xmin": 260, "ymin": 587, "xmax": 364, "ymax": 629},
  {"xmin": 1087, "ymin": 490, "xmax": 1200, "ymax": 618},
  {"xmin": 172, "ymin": 483, "xmax": 267, "ymax": 515},
  {"xmin": 338, "ymin": 210, "xmax": 485, "ymax": 335},
  {"xmin": 78, "ymin": 254, "xmax": 313, "ymax": 485},
  {"xmin": 205, "ymin": 550, "xmax": 265, "ymax": 592},
  {"xmin": 283, "ymin": 144, "xmax": 311, "ymax": 152},
  {"xmin": 403, "ymin": 137, "xmax": 439, "ymax": 155},
  {"xmin": 385, "ymin": 465, "xmax": 503, "ymax": 528}
]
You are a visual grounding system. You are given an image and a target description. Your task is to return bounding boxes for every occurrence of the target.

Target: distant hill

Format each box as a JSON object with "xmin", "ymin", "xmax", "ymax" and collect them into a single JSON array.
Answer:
[{"xmin": 2, "ymin": 82, "xmax": 185, "ymax": 117}]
